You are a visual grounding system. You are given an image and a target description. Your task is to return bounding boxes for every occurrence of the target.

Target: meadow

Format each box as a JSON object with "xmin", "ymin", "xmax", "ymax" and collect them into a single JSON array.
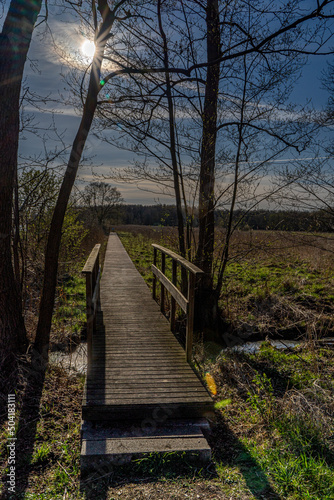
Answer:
[
  {"xmin": 117, "ymin": 225, "xmax": 334, "ymax": 343},
  {"xmin": 1, "ymin": 225, "xmax": 334, "ymax": 499}
]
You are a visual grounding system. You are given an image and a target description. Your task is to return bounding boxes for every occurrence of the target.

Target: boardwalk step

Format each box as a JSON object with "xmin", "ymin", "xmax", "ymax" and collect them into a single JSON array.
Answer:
[{"xmin": 81, "ymin": 419, "xmax": 211, "ymax": 473}]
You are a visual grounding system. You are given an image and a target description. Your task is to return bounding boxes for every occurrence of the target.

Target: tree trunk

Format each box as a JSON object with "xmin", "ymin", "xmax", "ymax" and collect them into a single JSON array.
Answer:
[
  {"xmin": 195, "ymin": 0, "xmax": 220, "ymax": 333},
  {"xmin": 0, "ymin": 0, "xmax": 43, "ymax": 362},
  {"xmin": 34, "ymin": 4, "xmax": 115, "ymax": 357},
  {"xmin": 157, "ymin": 0, "xmax": 186, "ymax": 259},
  {"xmin": 34, "ymin": 82, "xmax": 99, "ymax": 356}
]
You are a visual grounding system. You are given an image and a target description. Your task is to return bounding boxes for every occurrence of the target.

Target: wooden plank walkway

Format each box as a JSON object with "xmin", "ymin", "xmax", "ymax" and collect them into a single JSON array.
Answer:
[{"xmin": 82, "ymin": 233, "xmax": 213, "ymax": 424}]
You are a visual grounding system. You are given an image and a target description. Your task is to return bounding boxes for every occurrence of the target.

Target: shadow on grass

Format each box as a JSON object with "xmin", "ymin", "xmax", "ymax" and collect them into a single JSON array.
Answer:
[
  {"xmin": 79, "ymin": 419, "xmax": 282, "ymax": 500},
  {"xmin": 232, "ymin": 351, "xmax": 334, "ymax": 465},
  {"xmin": 1, "ymin": 349, "xmax": 47, "ymax": 500},
  {"xmin": 209, "ymin": 415, "xmax": 282, "ymax": 500}
]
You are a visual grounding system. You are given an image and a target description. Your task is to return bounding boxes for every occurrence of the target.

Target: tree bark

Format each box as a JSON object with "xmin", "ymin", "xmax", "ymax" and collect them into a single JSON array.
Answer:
[
  {"xmin": 194, "ymin": 0, "xmax": 220, "ymax": 333},
  {"xmin": 0, "ymin": 0, "xmax": 43, "ymax": 361},
  {"xmin": 157, "ymin": 0, "xmax": 186, "ymax": 259},
  {"xmin": 196, "ymin": 0, "xmax": 220, "ymax": 279}
]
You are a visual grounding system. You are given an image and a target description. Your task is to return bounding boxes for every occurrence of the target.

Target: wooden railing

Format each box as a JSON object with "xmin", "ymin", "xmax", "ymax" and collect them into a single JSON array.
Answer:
[
  {"xmin": 152, "ymin": 244, "xmax": 204, "ymax": 362},
  {"xmin": 82, "ymin": 244, "xmax": 101, "ymax": 368}
]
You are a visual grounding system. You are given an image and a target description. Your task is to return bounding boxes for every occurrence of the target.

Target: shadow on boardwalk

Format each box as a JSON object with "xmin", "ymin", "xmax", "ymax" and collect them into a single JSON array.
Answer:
[{"xmin": 80, "ymin": 419, "xmax": 282, "ymax": 500}]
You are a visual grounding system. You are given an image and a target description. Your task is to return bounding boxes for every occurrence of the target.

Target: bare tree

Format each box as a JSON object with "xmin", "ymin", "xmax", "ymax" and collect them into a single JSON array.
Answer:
[
  {"xmin": 81, "ymin": 181, "xmax": 123, "ymax": 228},
  {"xmin": 273, "ymin": 60, "xmax": 334, "ymax": 227},
  {"xmin": 92, "ymin": 0, "xmax": 334, "ymax": 333},
  {"xmin": 0, "ymin": 0, "xmax": 43, "ymax": 363},
  {"xmin": 33, "ymin": 0, "xmax": 334, "ymax": 356}
]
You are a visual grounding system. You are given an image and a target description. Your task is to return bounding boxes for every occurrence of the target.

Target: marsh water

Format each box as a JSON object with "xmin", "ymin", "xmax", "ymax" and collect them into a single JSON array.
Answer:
[{"xmin": 50, "ymin": 337, "xmax": 334, "ymax": 375}]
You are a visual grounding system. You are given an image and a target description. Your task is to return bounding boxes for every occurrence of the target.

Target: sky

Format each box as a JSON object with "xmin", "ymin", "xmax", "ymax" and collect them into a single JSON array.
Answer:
[{"xmin": 4, "ymin": 1, "xmax": 334, "ymax": 205}]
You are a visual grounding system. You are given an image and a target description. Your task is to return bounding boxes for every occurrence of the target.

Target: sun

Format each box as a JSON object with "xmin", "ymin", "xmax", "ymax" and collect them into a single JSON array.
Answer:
[{"xmin": 81, "ymin": 40, "xmax": 95, "ymax": 59}]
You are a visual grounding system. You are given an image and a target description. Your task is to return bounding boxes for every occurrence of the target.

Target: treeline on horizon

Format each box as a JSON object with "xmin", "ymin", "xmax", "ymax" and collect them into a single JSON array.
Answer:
[{"xmin": 99, "ymin": 204, "xmax": 334, "ymax": 232}]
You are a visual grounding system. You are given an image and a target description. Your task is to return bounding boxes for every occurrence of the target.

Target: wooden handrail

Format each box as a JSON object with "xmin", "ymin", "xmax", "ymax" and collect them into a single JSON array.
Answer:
[
  {"xmin": 152, "ymin": 244, "xmax": 203, "ymax": 275},
  {"xmin": 82, "ymin": 244, "xmax": 101, "ymax": 370},
  {"xmin": 152, "ymin": 244, "xmax": 203, "ymax": 362}
]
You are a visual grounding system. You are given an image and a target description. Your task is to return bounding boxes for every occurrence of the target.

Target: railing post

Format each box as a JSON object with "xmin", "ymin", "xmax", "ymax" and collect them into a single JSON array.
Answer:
[
  {"xmin": 85, "ymin": 272, "xmax": 93, "ymax": 370},
  {"xmin": 153, "ymin": 247, "xmax": 157, "ymax": 301},
  {"xmin": 82, "ymin": 243, "xmax": 101, "ymax": 373},
  {"xmin": 186, "ymin": 272, "xmax": 196, "ymax": 363},
  {"xmin": 96, "ymin": 253, "xmax": 101, "ymax": 312},
  {"xmin": 151, "ymin": 243, "xmax": 204, "ymax": 363},
  {"xmin": 160, "ymin": 252, "xmax": 166, "ymax": 314},
  {"xmin": 171, "ymin": 259, "xmax": 177, "ymax": 331}
]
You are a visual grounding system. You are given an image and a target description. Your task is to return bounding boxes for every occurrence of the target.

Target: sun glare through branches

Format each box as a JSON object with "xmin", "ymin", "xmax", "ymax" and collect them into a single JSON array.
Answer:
[{"xmin": 81, "ymin": 40, "xmax": 95, "ymax": 60}]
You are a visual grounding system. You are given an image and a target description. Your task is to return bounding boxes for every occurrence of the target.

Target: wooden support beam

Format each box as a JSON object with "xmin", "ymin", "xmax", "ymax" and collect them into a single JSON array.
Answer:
[
  {"xmin": 160, "ymin": 252, "xmax": 166, "ymax": 314},
  {"xmin": 151, "ymin": 243, "xmax": 204, "ymax": 363},
  {"xmin": 152, "ymin": 265, "xmax": 188, "ymax": 313},
  {"xmin": 186, "ymin": 272, "xmax": 196, "ymax": 363},
  {"xmin": 171, "ymin": 259, "xmax": 177, "ymax": 332},
  {"xmin": 153, "ymin": 246, "xmax": 157, "ymax": 301},
  {"xmin": 82, "ymin": 244, "xmax": 101, "ymax": 373}
]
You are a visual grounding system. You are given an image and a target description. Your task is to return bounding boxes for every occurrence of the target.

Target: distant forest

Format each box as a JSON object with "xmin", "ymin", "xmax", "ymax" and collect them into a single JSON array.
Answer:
[{"xmin": 108, "ymin": 205, "xmax": 334, "ymax": 232}]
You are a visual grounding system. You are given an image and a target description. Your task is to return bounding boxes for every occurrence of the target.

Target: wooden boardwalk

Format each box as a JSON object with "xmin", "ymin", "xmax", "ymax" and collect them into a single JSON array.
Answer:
[{"xmin": 82, "ymin": 233, "xmax": 213, "ymax": 424}]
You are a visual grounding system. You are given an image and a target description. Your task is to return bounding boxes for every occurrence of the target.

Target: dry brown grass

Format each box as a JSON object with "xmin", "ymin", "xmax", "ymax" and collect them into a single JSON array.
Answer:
[{"xmin": 116, "ymin": 226, "xmax": 334, "ymax": 342}]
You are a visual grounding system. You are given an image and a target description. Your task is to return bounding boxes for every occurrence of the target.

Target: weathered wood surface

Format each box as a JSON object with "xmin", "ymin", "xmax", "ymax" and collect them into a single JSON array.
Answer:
[
  {"xmin": 152, "ymin": 243, "xmax": 204, "ymax": 275},
  {"xmin": 152, "ymin": 264, "xmax": 188, "ymax": 312},
  {"xmin": 80, "ymin": 419, "xmax": 211, "ymax": 470},
  {"xmin": 151, "ymin": 243, "xmax": 204, "ymax": 362},
  {"xmin": 82, "ymin": 243, "xmax": 101, "ymax": 274},
  {"xmin": 82, "ymin": 233, "xmax": 213, "ymax": 423},
  {"xmin": 82, "ymin": 244, "xmax": 101, "ymax": 369}
]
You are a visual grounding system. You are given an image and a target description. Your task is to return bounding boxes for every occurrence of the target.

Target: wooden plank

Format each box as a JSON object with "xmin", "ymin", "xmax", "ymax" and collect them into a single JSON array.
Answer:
[
  {"xmin": 171, "ymin": 259, "xmax": 177, "ymax": 331},
  {"xmin": 81, "ymin": 435, "xmax": 211, "ymax": 456},
  {"xmin": 82, "ymin": 403, "xmax": 214, "ymax": 422},
  {"xmin": 82, "ymin": 244, "xmax": 101, "ymax": 274},
  {"xmin": 152, "ymin": 243, "xmax": 204, "ymax": 275},
  {"xmin": 91, "ymin": 348, "xmax": 187, "ymax": 355},
  {"xmin": 92, "ymin": 266, "xmax": 101, "ymax": 315},
  {"xmin": 87, "ymin": 371, "xmax": 196, "ymax": 377},
  {"xmin": 87, "ymin": 370, "xmax": 196, "ymax": 377},
  {"xmin": 93, "ymin": 338, "xmax": 182, "ymax": 343},
  {"xmin": 87, "ymin": 374, "xmax": 196, "ymax": 380},
  {"xmin": 82, "ymin": 233, "xmax": 213, "ymax": 426},
  {"xmin": 86, "ymin": 382, "xmax": 207, "ymax": 389},
  {"xmin": 160, "ymin": 253, "xmax": 165, "ymax": 314},
  {"xmin": 152, "ymin": 265, "xmax": 188, "ymax": 313},
  {"xmin": 91, "ymin": 351, "xmax": 186, "ymax": 357},
  {"xmin": 89, "ymin": 364, "xmax": 193, "ymax": 371},
  {"xmin": 153, "ymin": 246, "xmax": 157, "ymax": 301},
  {"xmin": 86, "ymin": 385, "xmax": 206, "ymax": 393},
  {"xmin": 186, "ymin": 272, "xmax": 196, "ymax": 363},
  {"xmin": 91, "ymin": 354, "xmax": 187, "ymax": 360},
  {"xmin": 84, "ymin": 395, "xmax": 212, "ymax": 404},
  {"xmin": 87, "ymin": 386, "xmax": 208, "ymax": 401}
]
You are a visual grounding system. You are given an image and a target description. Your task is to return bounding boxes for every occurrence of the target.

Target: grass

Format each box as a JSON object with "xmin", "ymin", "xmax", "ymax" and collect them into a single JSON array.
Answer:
[
  {"xmin": 118, "ymin": 226, "xmax": 334, "ymax": 340},
  {"xmin": 0, "ymin": 364, "xmax": 84, "ymax": 499},
  {"xmin": 2, "ymin": 226, "xmax": 334, "ymax": 498},
  {"xmin": 52, "ymin": 275, "xmax": 87, "ymax": 349},
  {"xmin": 2, "ymin": 342, "xmax": 332, "ymax": 498},
  {"xmin": 201, "ymin": 342, "xmax": 334, "ymax": 500}
]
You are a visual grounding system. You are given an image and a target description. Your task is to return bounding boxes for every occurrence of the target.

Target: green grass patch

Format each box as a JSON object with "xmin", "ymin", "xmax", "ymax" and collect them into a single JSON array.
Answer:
[
  {"xmin": 212, "ymin": 343, "xmax": 334, "ymax": 499},
  {"xmin": 52, "ymin": 275, "xmax": 86, "ymax": 344}
]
